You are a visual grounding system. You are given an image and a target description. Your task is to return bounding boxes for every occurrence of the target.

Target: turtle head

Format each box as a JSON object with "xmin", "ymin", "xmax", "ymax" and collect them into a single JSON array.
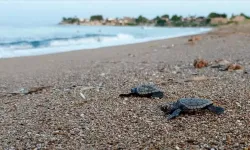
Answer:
[
  {"xmin": 131, "ymin": 88, "xmax": 137, "ymax": 94},
  {"xmin": 160, "ymin": 102, "xmax": 174, "ymax": 113}
]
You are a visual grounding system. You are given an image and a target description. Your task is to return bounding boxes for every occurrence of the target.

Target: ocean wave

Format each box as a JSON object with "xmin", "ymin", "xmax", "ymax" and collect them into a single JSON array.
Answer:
[
  {"xmin": 0, "ymin": 33, "xmax": 136, "ymax": 58},
  {"xmin": 0, "ymin": 33, "xmax": 117, "ymax": 49},
  {"xmin": 0, "ymin": 26, "xmax": 212, "ymax": 58}
]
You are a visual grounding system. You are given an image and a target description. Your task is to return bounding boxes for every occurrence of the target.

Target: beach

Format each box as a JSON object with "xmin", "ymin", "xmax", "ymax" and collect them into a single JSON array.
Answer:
[{"xmin": 0, "ymin": 24, "xmax": 250, "ymax": 149}]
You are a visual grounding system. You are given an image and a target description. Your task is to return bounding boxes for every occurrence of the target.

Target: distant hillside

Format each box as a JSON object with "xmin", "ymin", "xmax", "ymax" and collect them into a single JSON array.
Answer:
[{"xmin": 60, "ymin": 12, "xmax": 250, "ymax": 27}]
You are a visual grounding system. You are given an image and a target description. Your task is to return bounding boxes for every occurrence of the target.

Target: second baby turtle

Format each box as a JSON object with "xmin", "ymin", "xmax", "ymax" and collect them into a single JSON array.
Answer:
[{"xmin": 160, "ymin": 98, "xmax": 224, "ymax": 120}]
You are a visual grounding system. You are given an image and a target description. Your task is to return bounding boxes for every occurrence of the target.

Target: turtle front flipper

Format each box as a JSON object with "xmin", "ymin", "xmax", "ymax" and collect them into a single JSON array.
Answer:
[
  {"xmin": 167, "ymin": 108, "xmax": 182, "ymax": 120},
  {"xmin": 207, "ymin": 105, "xmax": 224, "ymax": 115},
  {"xmin": 151, "ymin": 92, "xmax": 164, "ymax": 99}
]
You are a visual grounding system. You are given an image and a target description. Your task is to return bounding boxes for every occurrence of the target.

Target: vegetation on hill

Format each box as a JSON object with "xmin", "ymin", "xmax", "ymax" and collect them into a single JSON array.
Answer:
[
  {"xmin": 171, "ymin": 14, "xmax": 182, "ymax": 22},
  {"xmin": 135, "ymin": 15, "xmax": 148, "ymax": 24},
  {"xmin": 161, "ymin": 14, "xmax": 169, "ymax": 19},
  {"xmin": 61, "ymin": 12, "xmax": 250, "ymax": 27},
  {"xmin": 156, "ymin": 19, "xmax": 167, "ymax": 26},
  {"xmin": 90, "ymin": 15, "xmax": 103, "ymax": 21},
  {"xmin": 208, "ymin": 12, "xmax": 227, "ymax": 18},
  {"xmin": 62, "ymin": 17, "xmax": 79, "ymax": 24},
  {"xmin": 240, "ymin": 13, "xmax": 250, "ymax": 19}
]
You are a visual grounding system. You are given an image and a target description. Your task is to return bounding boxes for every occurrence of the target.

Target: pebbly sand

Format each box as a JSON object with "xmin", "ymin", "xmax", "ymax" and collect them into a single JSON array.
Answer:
[{"xmin": 0, "ymin": 24, "xmax": 250, "ymax": 149}]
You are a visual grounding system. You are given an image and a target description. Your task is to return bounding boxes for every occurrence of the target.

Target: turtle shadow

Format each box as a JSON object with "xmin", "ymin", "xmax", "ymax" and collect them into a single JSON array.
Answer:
[
  {"xmin": 162, "ymin": 109, "xmax": 211, "ymax": 119},
  {"xmin": 119, "ymin": 92, "xmax": 164, "ymax": 99}
]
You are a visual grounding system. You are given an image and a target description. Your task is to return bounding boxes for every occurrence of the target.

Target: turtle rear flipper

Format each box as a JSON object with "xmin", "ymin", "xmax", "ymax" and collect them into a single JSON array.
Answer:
[
  {"xmin": 207, "ymin": 105, "xmax": 224, "ymax": 115},
  {"xmin": 151, "ymin": 91, "xmax": 164, "ymax": 99},
  {"xmin": 168, "ymin": 108, "xmax": 182, "ymax": 120}
]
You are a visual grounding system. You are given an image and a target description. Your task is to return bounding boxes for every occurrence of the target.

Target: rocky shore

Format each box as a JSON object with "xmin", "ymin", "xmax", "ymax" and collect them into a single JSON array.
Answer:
[{"xmin": 0, "ymin": 24, "xmax": 250, "ymax": 149}]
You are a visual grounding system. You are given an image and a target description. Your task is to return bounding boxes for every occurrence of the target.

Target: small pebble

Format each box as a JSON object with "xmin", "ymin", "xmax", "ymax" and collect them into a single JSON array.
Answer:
[
  {"xmin": 175, "ymin": 146, "xmax": 180, "ymax": 150},
  {"xmin": 236, "ymin": 102, "xmax": 241, "ymax": 107}
]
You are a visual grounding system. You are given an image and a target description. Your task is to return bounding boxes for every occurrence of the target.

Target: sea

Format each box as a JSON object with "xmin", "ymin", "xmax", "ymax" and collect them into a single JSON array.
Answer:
[{"xmin": 0, "ymin": 25, "xmax": 211, "ymax": 58}]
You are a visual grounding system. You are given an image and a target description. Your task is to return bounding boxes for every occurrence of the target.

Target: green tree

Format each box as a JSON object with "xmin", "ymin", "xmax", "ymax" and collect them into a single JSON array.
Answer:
[
  {"xmin": 161, "ymin": 14, "xmax": 169, "ymax": 19},
  {"xmin": 156, "ymin": 19, "xmax": 167, "ymax": 26},
  {"xmin": 208, "ymin": 12, "xmax": 227, "ymax": 18},
  {"xmin": 153, "ymin": 16, "xmax": 161, "ymax": 22},
  {"xmin": 62, "ymin": 17, "xmax": 80, "ymax": 24},
  {"xmin": 171, "ymin": 21, "xmax": 184, "ymax": 27},
  {"xmin": 90, "ymin": 15, "xmax": 103, "ymax": 21},
  {"xmin": 126, "ymin": 22, "xmax": 137, "ymax": 26},
  {"xmin": 221, "ymin": 13, "xmax": 227, "ymax": 18},
  {"xmin": 171, "ymin": 15, "xmax": 182, "ymax": 22},
  {"xmin": 205, "ymin": 18, "xmax": 211, "ymax": 24},
  {"xmin": 240, "ymin": 13, "xmax": 250, "ymax": 19},
  {"xmin": 135, "ymin": 15, "xmax": 148, "ymax": 24},
  {"xmin": 208, "ymin": 12, "xmax": 217, "ymax": 18}
]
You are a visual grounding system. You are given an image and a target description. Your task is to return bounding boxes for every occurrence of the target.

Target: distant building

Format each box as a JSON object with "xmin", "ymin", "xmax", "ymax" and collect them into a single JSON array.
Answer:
[
  {"xmin": 182, "ymin": 17, "xmax": 192, "ymax": 22},
  {"xmin": 106, "ymin": 18, "xmax": 116, "ymax": 22},
  {"xmin": 90, "ymin": 20, "xmax": 102, "ymax": 25},
  {"xmin": 161, "ymin": 17, "xmax": 169, "ymax": 22},
  {"xmin": 117, "ymin": 19, "xmax": 125, "ymax": 25},
  {"xmin": 231, "ymin": 16, "xmax": 245, "ymax": 23},
  {"xmin": 123, "ymin": 17, "xmax": 136, "ymax": 24},
  {"xmin": 182, "ymin": 16, "xmax": 205, "ymax": 22},
  {"xmin": 79, "ymin": 18, "xmax": 85, "ymax": 22},
  {"xmin": 79, "ymin": 18, "xmax": 89, "ymax": 23},
  {"xmin": 210, "ymin": 17, "xmax": 228, "ymax": 25},
  {"xmin": 196, "ymin": 17, "xmax": 206, "ymax": 22},
  {"xmin": 105, "ymin": 18, "xmax": 117, "ymax": 25}
]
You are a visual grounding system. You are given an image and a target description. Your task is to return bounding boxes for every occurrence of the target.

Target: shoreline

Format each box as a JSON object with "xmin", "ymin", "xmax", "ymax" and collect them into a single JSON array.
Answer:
[
  {"xmin": 0, "ymin": 27, "xmax": 212, "ymax": 60},
  {"xmin": 0, "ymin": 33, "xmax": 204, "ymax": 61}
]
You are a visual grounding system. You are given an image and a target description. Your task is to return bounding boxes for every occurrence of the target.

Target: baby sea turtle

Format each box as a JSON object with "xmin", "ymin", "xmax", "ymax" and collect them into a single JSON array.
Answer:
[
  {"xmin": 160, "ymin": 98, "xmax": 224, "ymax": 120},
  {"xmin": 119, "ymin": 84, "xmax": 164, "ymax": 99}
]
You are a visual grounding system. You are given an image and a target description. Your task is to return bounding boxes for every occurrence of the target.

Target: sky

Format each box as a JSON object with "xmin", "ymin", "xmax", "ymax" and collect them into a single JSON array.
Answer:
[{"xmin": 0, "ymin": 0, "xmax": 249, "ymax": 26}]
